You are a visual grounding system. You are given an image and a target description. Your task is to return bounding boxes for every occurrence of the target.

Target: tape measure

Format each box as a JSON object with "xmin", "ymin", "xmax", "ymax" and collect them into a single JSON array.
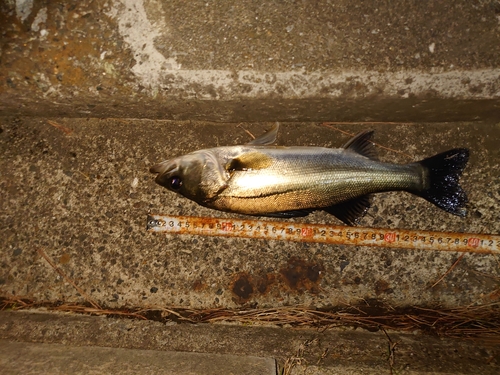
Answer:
[{"xmin": 147, "ymin": 214, "xmax": 500, "ymax": 255}]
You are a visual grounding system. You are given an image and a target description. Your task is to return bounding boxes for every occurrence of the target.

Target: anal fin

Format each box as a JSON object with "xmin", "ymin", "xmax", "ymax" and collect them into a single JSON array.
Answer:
[{"xmin": 323, "ymin": 195, "xmax": 371, "ymax": 226}]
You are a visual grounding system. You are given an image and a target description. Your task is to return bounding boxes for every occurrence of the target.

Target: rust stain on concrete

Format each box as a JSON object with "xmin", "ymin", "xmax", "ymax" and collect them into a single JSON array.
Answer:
[
  {"xmin": 231, "ymin": 273, "xmax": 254, "ymax": 303},
  {"xmin": 192, "ymin": 279, "xmax": 207, "ymax": 292},
  {"xmin": 374, "ymin": 279, "xmax": 393, "ymax": 296},
  {"xmin": 279, "ymin": 257, "xmax": 323, "ymax": 293},
  {"xmin": 230, "ymin": 257, "xmax": 324, "ymax": 304}
]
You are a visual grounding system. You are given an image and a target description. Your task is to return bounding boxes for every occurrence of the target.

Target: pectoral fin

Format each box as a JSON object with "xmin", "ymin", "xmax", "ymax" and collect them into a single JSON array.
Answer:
[
  {"xmin": 324, "ymin": 195, "xmax": 371, "ymax": 226},
  {"xmin": 246, "ymin": 123, "xmax": 279, "ymax": 145},
  {"xmin": 225, "ymin": 151, "xmax": 274, "ymax": 171}
]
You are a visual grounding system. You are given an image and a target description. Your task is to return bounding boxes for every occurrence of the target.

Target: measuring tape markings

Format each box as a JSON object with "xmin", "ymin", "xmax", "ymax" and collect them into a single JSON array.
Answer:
[{"xmin": 147, "ymin": 214, "xmax": 500, "ymax": 255}]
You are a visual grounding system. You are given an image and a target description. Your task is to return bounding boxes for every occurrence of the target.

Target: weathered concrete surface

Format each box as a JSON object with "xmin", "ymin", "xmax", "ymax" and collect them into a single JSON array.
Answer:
[
  {"xmin": 0, "ymin": 310, "xmax": 498, "ymax": 374},
  {"xmin": 0, "ymin": 339, "xmax": 276, "ymax": 375},
  {"xmin": 1, "ymin": 117, "xmax": 499, "ymax": 310},
  {"xmin": 1, "ymin": 0, "xmax": 500, "ymax": 121},
  {"xmin": 1, "ymin": 1, "xmax": 499, "ymax": 374}
]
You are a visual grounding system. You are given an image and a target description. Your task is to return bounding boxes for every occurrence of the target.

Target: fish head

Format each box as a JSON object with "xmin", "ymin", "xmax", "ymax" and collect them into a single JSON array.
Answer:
[{"xmin": 150, "ymin": 149, "xmax": 229, "ymax": 203}]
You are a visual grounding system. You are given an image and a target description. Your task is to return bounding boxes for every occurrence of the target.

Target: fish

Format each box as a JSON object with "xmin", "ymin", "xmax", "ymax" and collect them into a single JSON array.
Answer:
[{"xmin": 150, "ymin": 125, "xmax": 469, "ymax": 225}]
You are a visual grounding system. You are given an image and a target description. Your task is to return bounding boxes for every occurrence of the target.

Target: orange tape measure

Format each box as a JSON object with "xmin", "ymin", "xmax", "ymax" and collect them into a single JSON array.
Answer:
[{"xmin": 147, "ymin": 214, "xmax": 500, "ymax": 255}]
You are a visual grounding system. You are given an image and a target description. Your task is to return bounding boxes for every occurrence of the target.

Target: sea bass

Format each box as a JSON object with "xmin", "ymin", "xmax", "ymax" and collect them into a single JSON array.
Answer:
[{"xmin": 150, "ymin": 125, "xmax": 469, "ymax": 225}]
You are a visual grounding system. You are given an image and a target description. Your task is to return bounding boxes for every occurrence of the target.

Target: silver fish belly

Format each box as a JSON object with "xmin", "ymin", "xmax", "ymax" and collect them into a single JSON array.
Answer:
[{"xmin": 150, "ymin": 126, "xmax": 469, "ymax": 225}]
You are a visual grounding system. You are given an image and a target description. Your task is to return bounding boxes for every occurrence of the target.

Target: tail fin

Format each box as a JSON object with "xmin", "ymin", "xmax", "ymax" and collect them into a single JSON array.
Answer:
[{"xmin": 417, "ymin": 148, "xmax": 469, "ymax": 216}]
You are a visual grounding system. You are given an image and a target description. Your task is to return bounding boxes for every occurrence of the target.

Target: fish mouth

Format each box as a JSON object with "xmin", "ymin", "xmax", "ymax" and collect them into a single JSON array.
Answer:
[{"xmin": 149, "ymin": 159, "xmax": 179, "ymax": 186}]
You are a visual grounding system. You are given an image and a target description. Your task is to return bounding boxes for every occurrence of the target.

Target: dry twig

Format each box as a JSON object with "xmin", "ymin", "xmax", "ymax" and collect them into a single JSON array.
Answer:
[
  {"xmin": 36, "ymin": 248, "xmax": 101, "ymax": 310},
  {"xmin": 382, "ymin": 328, "xmax": 400, "ymax": 375},
  {"xmin": 236, "ymin": 123, "xmax": 256, "ymax": 139},
  {"xmin": 430, "ymin": 254, "xmax": 465, "ymax": 288},
  {"xmin": 47, "ymin": 120, "xmax": 72, "ymax": 135},
  {"xmin": 1, "ymin": 297, "xmax": 498, "ymax": 341}
]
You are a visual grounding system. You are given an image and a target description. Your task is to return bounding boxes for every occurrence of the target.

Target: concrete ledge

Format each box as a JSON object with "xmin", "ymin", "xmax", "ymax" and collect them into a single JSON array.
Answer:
[
  {"xmin": 0, "ymin": 339, "xmax": 276, "ymax": 375},
  {"xmin": 0, "ymin": 311, "xmax": 499, "ymax": 374},
  {"xmin": 1, "ymin": 96, "xmax": 499, "ymax": 123},
  {"xmin": 1, "ymin": 1, "xmax": 499, "ymax": 121}
]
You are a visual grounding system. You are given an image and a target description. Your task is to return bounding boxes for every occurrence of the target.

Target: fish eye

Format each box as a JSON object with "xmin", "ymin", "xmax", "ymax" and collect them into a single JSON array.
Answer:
[{"xmin": 169, "ymin": 176, "xmax": 182, "ymax": 190}]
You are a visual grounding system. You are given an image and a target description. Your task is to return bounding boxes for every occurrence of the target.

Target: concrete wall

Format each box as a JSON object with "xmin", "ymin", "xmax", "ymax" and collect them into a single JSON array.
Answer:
[{"xmin": 1, "ymin": 0, "xmax": 499, "ymax": 121}]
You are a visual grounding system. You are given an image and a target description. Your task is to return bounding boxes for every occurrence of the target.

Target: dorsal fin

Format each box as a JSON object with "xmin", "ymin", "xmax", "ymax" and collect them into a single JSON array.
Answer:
[
  {"xmin": 226, "ymin": 151, "xmax": 273, "ymax": 171},
  {"xmin": 246, "ymin": 123, "xmax": 279, "ymax": 145},
  {"xmin": 323, "ymin": 195, "xmax": 371, "ymax": 226},
  {"xmin": 342, "ymin": 130, "xmax": 378, "ymax": 160}
]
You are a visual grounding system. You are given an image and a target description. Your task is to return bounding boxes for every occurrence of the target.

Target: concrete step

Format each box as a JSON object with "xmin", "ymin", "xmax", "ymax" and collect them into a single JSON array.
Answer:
[
  {"xmin": 0, "ymin": 339, "xmax": 276, "ymax": 375},
  {"xmin": 0, "ymin": 311, "xmax": 498, "ymax": 375}
]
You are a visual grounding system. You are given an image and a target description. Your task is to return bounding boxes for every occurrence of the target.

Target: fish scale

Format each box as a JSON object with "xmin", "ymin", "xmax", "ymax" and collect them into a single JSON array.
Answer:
[{"xmin": 215, "ymin": 149, "xmax": 423, "ymax": 213}]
